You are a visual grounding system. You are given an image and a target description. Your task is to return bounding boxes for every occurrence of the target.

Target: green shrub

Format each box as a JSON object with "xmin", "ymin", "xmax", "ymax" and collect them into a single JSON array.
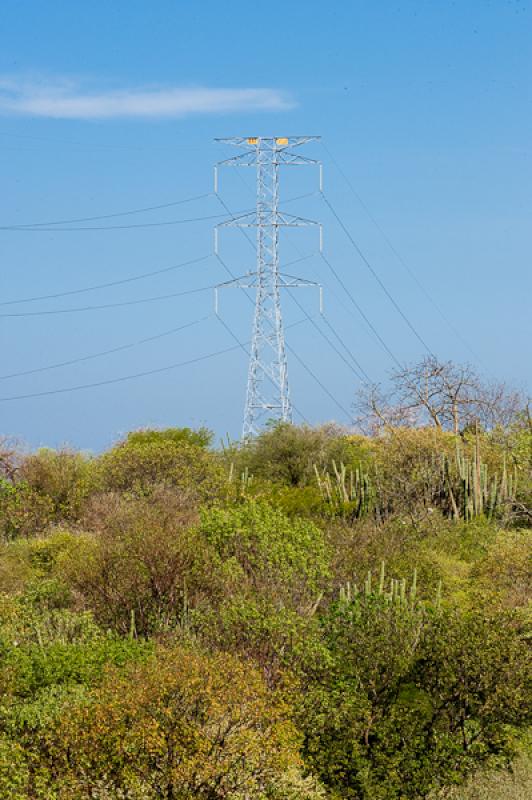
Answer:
[
  {"xmin": 301, "ymin": 587, "xmax": 530, "ymax": 800},
  {"xmin": 98, "ymin": 432, "xmax": 223, "ymax": 500},
  {"xmin": 470, "ymin": 529, "xmax": 531, "ymax": 609},
  {"xmin": 200, "ymin": 500, "xmax": 330, "ymax": 610},
  {"xmin": 0, "ymin": 479, "xmax": 54, "ymax": 541},
  {"xmin": 198, "ymin": 597, "xmax": 328, "ymax": 684},
  {"xmin": 228, "ymin": 422, "xmax": 354, "ymax": 487},
  {"xmin": 124, "ymin": 425, "xmax": 213, "ymax": 449},
  {"xmin": 0, "ymin": 734, "xmax": 29, "ymax": 800},
  {"xmin": 434, "ymin": 750, "xmax": 532, "ymax": 799}
]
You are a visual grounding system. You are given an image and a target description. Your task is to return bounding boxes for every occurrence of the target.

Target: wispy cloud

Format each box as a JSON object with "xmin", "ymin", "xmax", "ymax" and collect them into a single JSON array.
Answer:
[{"xmin": 0, "ymin": 75, "xmax": 294, "ymax": 119}]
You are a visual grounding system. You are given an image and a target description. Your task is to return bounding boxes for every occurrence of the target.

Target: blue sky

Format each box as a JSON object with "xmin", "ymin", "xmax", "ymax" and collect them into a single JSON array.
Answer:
[{"xmin": 0, "ymin": 0, "xmax": 530, "ymax": 450}]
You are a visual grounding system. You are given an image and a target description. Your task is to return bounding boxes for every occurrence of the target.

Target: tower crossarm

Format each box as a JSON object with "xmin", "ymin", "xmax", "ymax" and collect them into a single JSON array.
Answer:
[
  {"xmin": 213, "ymin": 272, "xmax": 322, "ymax": 315},
  {"xmin": 215, "ymin": 135, "xmax": 320, "ymax": 149},
  {"xmin": 216, "ymin": 211, "xmax": 319, "ymax": 229}
]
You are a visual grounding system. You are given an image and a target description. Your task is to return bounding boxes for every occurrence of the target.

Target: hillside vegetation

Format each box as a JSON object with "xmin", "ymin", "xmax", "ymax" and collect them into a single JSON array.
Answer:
[{"xmin": 0, "ymin": 405, "xmax": 530, "ymax": 798}]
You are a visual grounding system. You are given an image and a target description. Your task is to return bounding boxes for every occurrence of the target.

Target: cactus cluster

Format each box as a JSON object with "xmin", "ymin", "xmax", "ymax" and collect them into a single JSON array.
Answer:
[
  {"xmin": 338, "ymin": 562, "xmax": 442, "ymax": 609},
  {"xmin": 339, "ymin": 562, "xmax": 421, "ymax": 606},
  {"xmin": 442, "ymin": 442, "xmax": 517, "ymax": 522},
  {"xmin": 316, "ymin": 439, "xmax": 517, "ymax": 523},
  {"xmin": 314, "ymin": 460, "xmax": 376, "ymax": 519}
]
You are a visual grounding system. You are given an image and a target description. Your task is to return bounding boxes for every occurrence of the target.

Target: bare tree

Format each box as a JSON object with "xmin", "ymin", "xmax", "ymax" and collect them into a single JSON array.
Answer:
[
  {"xmin": 355, "ymin": 357, "xmax": 526, "ymax": 434},
  {"xmin": 0, "ymin": 436, "xmax": 21, "ymax": 481},
  {"xmin": 354, "ymin": 383, "xmax": 418, "ymax": 434}
]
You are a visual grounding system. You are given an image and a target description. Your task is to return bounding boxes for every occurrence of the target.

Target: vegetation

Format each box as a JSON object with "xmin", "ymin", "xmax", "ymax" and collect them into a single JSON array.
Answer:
[{"xmin": 0, "ymin": 376, "xmax": 530, "ymax": 798}]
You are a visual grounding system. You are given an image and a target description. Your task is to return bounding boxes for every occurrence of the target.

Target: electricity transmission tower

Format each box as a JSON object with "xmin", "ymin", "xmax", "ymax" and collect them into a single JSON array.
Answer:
[{"xmin": 215, "ymin": 136, "xmax": 322, "ymax": 438}]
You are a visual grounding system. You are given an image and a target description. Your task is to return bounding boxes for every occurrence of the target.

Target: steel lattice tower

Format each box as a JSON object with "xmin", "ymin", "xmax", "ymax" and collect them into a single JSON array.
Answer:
[{"xmin": 215, "ymin": 136, "xmax": 321, "ymax": 438}]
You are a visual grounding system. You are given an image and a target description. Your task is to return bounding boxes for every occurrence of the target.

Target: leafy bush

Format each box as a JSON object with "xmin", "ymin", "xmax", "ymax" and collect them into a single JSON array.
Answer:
[
  {"xmin": 470, "ymin": 529, "xmax": 531, "ymax": 609},
  {"xmin": 228, "ymin": 422, "xmax": 354, "ymax": 487},
  {"xmin": 0, "ymin": 448, "xmax": 96, "ymax": 541},
  {"xmin": 200, "ymin": 500, "xmax": 330, "ymax": 609},
  {"xmin": 98, "ymin": 430, "xmax": 224, "ymax": 500},
  {"xmin": 198, "ymin": 597, "xmax": 328, "ymax": 685},
  {"xmin": 433, "ymin": 750, "xmax": 532, "ymax": 799},
  {"xmin": 301, "ymin": 590, "xmax": 530, "ymax": 800},
  {"xmin": 124, "ymin": 425, "xmax": 214, "ymax": 449},
  {"xmin": 0, "ymin": 479, "xmax": 55, "ymax": 541},
  {"xmin": 0, "ymin": 529, "xmax": 78, "ymax": 611},
  {"xmin": 40, "ymin": 645, "xmax": 307, "ymax": 799}
]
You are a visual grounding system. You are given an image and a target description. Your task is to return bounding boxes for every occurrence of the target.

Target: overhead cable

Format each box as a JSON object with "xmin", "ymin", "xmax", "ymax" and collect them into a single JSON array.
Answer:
[
  {"xmin": 286, "ymin": 289, "xmax": 365, "ymax": 383},
  {"xmin": 0, "ymin": 343, "xmax": 242, "ymax": 402},
  {"xmin": 319, "ymin": 252, "xmax": 402, "ymax": 368},
  {"xmin": 0, "ymin": 316, "xmax": 312, "ymax": 403},
  {"xmin": 1, "ymin": 253, "xmax": 314, "ymax": 310},
  {"xmin": 3, "ymin": 192, "xmax": 213, "ymax": 229},
  {"xmin": 0, "ymin": 193, "xmax": 311, "ymax": 233},
  {"xmin": 0, "ymin": 315, "xmax": 211, "ymax": 381},
  {"xmin": 321, "ymin": 191, "xmax": 436, "ymax": 358},
  {"xmin": 320, "ymin": 312, "xmax": 373, "ymax": 383},
  {"xmin": 321, "ymin": 143, "xmax": 483, "ymax": 366},
  {"xmin": 285, "ymin": 342, "xmax": 352, "ymax": 422},
  {"xmin": 0, "ymin": 254, "xmax": 212, "ymax": 306},
  {"xmin": 0, "ymin": 209, "xmax": 242, "ymax": 232},
  {"xmin": 0, "ymin": 284, "xmax": 215, "ymax": 318}
]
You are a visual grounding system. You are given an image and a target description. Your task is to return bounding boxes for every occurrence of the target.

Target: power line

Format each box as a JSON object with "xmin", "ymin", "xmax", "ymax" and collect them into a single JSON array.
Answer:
[
  {"xmin": 0, "ymin": 284, "xmax": 215, "ymax": 318},
  {"xmin": 0, "ymin": 315, "xmax": 211, "ymax": 381},
  {"xmin": 0, "ymin": 254, "xmax": 211, "ymax": 306},
  {"xmin": 2, "ymin": 253, "xmax": 313, "ymax": 310},
  {"xmin": 321, "ymin": 191, "xmax": 436, "ymax": 358},
  {"xmin": 286, "ymin": 289, "xmax": 365, "ymax": 383},
  {"xmin": 3, "ymin": 192, "xmax": 213, "ymax": 229},
  {"xmin": 320, "ymin": 312, "xmax": 373, "ymax": 383},
  {"xmin": 0, "ymin": 316, "xmax": 312, "ymax": 404},
  {"xmin": 0, "ymin": 342, "xmax": 243, "ymax": 402},
  {"xmin": 0, "ymin": 194, "xmax": 310, "ymax": 233},
  {"xmin": 321, "ymin": 143, "xmax": 484, "ymax": 366},
  {"xmin": 285, "ymin": 342, "xmax": 352, "ymax": 422},
  {"xmin": 0, "ymin": 209, "xmax": 243, "ymax": 232},
  {"xmin": 319, "ymin": 251, "xmax": 402, "ymax": 368}
]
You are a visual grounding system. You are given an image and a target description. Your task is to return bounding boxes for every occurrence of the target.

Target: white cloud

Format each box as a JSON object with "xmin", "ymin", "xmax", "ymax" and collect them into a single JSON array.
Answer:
[{"xmin": 0, "ymin": 76, "xmax": 294, "ymax": 119}]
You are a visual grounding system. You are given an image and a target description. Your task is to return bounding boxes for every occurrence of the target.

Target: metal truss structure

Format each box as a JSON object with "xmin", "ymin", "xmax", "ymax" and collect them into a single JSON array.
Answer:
[{"xmin": 215, "ymin": 136, "xmax": 321, "ymax": 438}]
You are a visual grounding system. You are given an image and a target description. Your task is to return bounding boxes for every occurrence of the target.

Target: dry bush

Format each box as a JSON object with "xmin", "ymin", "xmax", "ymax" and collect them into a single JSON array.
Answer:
[
  {"xmin": 470, "ymin": 529, "xmax": 532, "ymax": 609},
  {"xmin": 18, "ymin": 448, "xmax": 97, "ymax": 520},
  {"xmin": 58, "ymin": 489, "xmax": 227, "ymax": 635},
  {"xmin": 0, "ymin": 436, "xmax": 22, "ymax": 481},
  {"xmin": 46, "ymin": 645, "xmax": 303, "ymax": 799}
]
